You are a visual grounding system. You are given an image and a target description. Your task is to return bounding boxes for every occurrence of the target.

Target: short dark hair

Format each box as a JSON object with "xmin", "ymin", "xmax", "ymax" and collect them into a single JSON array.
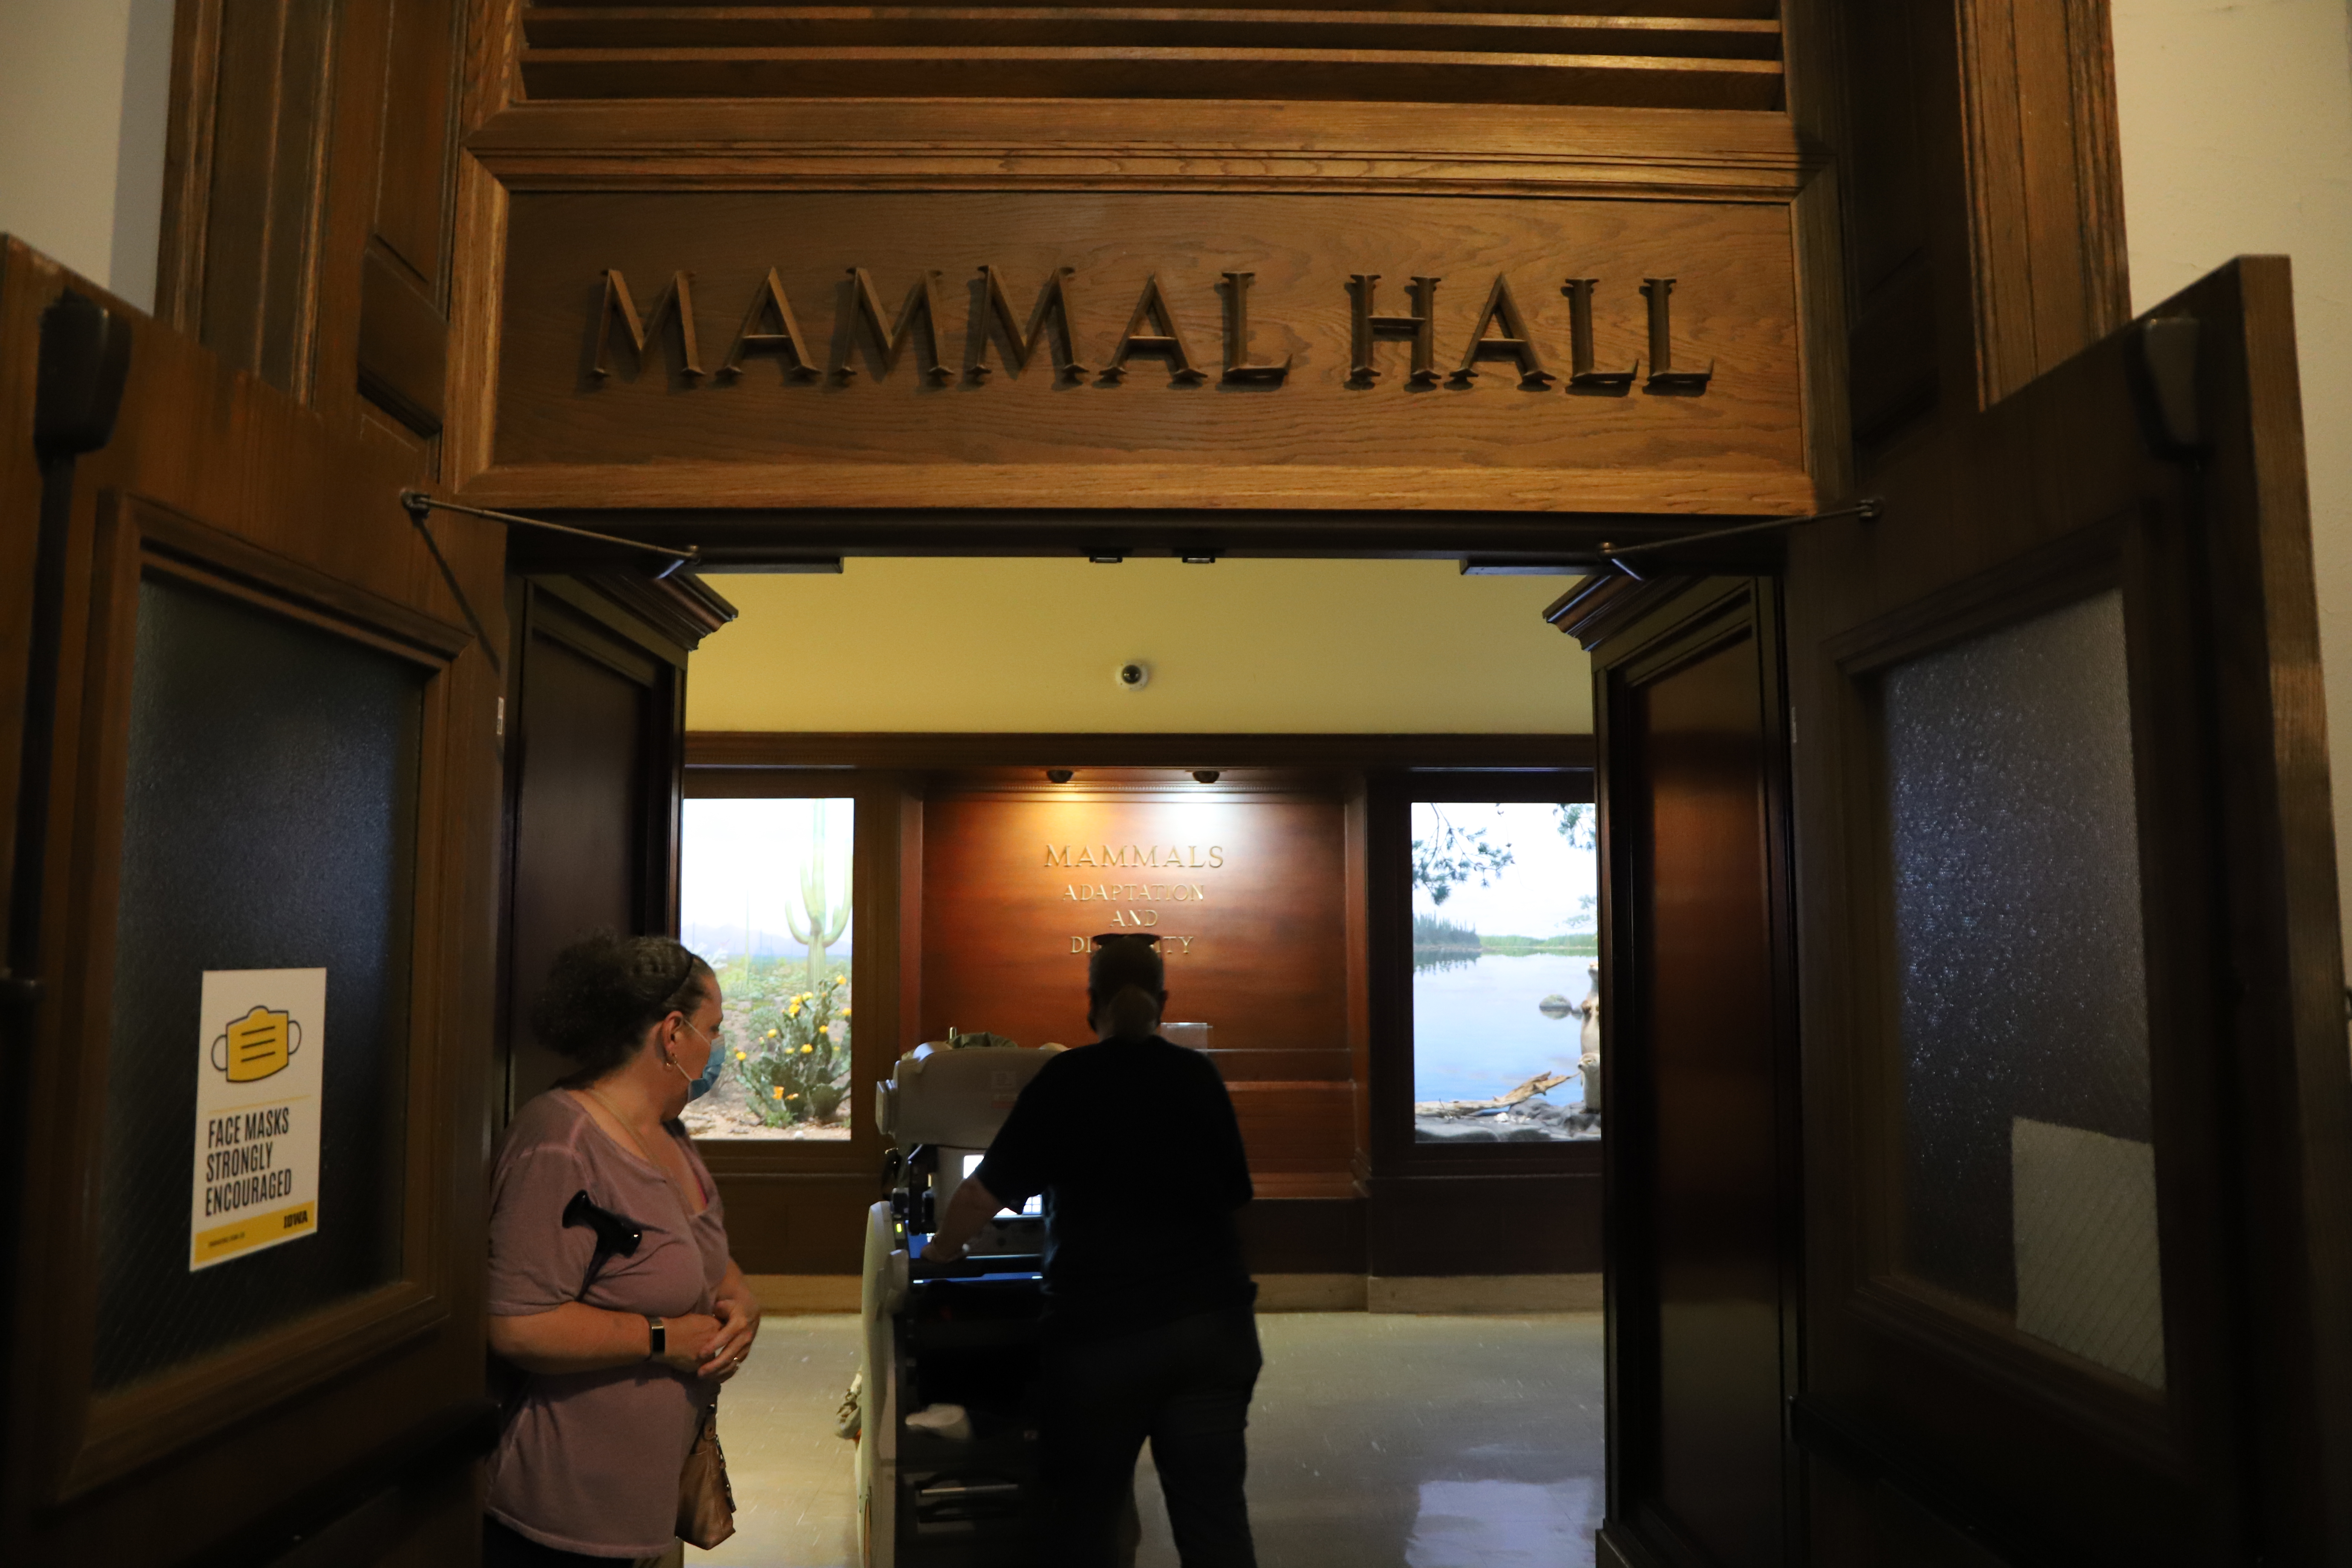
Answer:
[
  {"xmin": 530, "ymin": 931, "xmax": 714, "ymax": 1081},
  {"xmin": 1087, "ymin": 934, "xmax": 1165, "ymax": 998}
]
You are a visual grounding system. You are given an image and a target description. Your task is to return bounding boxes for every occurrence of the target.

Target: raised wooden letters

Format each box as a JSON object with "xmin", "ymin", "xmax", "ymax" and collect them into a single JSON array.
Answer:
[
  {"xmin": 1220, "ymin": 272, "xmax": 1292, "ymax": 386},
  {"xmin": 1452, "ymin": 274, "xmax": 1555, "ymax": 389},
  {"xmin": 841, "ymin": 266, "xmax": 952, "ymax": 384},
  {"xmin": 1349, "ymin": 273, "xmax": 1441, "ymax": 386},
  {"xmin": 719, "ymin": 268, "xmax": 817, "ymax": 381},
  {"xmin": 1104, "ymin": 274, "xmax": 1208, "ymax": 384},
  {"xmin": 586, "ymin": 264, "xmax": 1717, "ymax": 397},
  {"xmin": 1642, "ymin": 277, "xmax": 1715, "ymax": 394},
  {"xmin": 974, "ymin": 264, "xmax": 1087, "ymax": 383},
  {"xmin": 593, "ymin": 269, "xmax": 703, "ymax": 379}
]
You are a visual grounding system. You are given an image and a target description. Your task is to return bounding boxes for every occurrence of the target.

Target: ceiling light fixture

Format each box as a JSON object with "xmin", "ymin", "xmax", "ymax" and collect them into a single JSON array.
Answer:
[
  {"xmin": 1192, "ymin": 769, "xmax": 1221, "ymax": 784},
  {"xmin": 1046, "ymin": 768, "xmax": 1075, "ymax": 784}
]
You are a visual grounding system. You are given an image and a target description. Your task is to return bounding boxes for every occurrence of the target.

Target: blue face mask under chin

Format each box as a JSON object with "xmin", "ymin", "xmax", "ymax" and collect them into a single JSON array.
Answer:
[{"xmin": 685, "ymin": 1050, "xmax": 725, "ymax": 1102}]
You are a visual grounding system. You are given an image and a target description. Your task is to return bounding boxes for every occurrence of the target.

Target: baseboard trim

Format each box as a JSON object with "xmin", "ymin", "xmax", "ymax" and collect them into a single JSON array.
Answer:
[
  {"xmin": 1596, "ymin": 1521, "xmax": 1663, "ymax": 1568},
  {"xmin": 747, "ymin": 1273, "xmax": 861, "ymax": 1313},
  {"xmin": 1367, "ymin": 1272, "xmax": 1604, "ymax": 1314},
  {"xmin": 748, "ymin": 1271, "xmax": 1606, "ymax": 1316},
  {"xmin": 1254, "ymin": 1273, "xmax": 1370, "ymax": 1311}
]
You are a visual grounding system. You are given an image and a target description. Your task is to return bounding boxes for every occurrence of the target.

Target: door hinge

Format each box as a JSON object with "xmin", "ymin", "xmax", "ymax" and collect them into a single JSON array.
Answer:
[{"xmin": 496, "ymin": 696, "xmax": 505, "ymax": 738}]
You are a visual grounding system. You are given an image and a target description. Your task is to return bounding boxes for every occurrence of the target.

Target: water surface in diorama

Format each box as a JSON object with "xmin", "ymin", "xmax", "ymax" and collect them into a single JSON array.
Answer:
[
  {"xmin": 1410, "ymin": 800, "xmax": 1600, "ymax": 1143},
  {"xmin": 679, "ymin": 795, "xmax": 857, "ymax": 1139}
]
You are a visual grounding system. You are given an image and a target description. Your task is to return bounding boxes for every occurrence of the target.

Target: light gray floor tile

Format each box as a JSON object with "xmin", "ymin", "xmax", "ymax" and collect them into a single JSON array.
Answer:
[{"xmin": 692, "ymin": 1311, "xmax": 1604, "ymax": 1568}]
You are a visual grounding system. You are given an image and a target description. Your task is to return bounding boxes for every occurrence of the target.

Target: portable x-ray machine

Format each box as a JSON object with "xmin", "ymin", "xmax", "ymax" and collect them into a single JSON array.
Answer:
[{"xmin": 859, "ymin": 1040, "xmax": 1062, "ymax": 1568}]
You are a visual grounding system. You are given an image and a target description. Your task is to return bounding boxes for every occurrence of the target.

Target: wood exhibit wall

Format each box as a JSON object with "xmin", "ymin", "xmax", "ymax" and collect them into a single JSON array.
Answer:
[
  {"xmin": 687, "ymin": 734, "xmax": 1594, "ymax": 1280},
  {"xmin": 486, "ymin": 190, "xmax": 1807, "ymax": 517},
  {"xmin": 437, "ymin": 1, "xmax": 1833, "ymax": 559},
  {"xmin": 921, "ymin": 776, "xmax": 1359, "ymax": 1193}
]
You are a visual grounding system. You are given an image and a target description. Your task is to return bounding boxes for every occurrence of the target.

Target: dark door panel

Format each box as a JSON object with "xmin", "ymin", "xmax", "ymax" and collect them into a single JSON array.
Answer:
[
  {"xmin": 1783, "ymin": 263, "xmax": 2352, "ymax": 1563},
  {"xmin": 1567, "ymin": 577, "xmax": 1801, "ymax": 1568},
  {"xmin": 0, "ymin": 240, "xmax": 504, "ymax": 1566}
]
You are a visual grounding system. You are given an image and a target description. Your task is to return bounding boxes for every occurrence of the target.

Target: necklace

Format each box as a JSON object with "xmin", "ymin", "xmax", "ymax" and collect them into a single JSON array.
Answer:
[
  {"xmin": 583, "ymin": 1085, "xmax": 661, "ymax": 1164},
  {"xmin": 581, "ymin": 1085, "xmax": 703, "ymax": 1215}
]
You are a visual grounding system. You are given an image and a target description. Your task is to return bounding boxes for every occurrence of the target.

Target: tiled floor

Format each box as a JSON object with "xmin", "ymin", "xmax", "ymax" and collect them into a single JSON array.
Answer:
[{"xmin": 691, "ymin": 1311, "xmax": 1605, "ymax": 1568}]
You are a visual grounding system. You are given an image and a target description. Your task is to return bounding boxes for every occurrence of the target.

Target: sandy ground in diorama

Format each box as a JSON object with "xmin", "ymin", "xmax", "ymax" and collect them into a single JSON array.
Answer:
[
  {"xmin": 681, "ymin": 1062, "xmax": 853, "ymax": 1141},
  {"xmin": 689, "ymin": 1312, "xmax": 1605, "ymax": 1568}
]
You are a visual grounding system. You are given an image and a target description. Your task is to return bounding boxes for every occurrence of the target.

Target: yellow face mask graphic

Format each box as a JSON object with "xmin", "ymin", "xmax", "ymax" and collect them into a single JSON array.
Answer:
[{"xmin": 211, "ymin": 1005, "xmax": 303, "ymax": 1083}]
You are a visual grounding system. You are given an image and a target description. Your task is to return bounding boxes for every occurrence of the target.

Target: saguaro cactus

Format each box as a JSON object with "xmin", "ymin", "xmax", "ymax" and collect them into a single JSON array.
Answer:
[{"xmin": 786, "ymin": 800, "xmax": 851, "ymax": 990}]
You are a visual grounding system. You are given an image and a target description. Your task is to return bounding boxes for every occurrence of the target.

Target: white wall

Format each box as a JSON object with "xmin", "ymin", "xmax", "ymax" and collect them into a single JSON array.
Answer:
[
  {"xmin": 0, "ymin": 0, "xmax": 174, "ymax": 312},
  {"xmin": 2111, "ymin": 0, "xmax": 2352, "ymax": 963}
]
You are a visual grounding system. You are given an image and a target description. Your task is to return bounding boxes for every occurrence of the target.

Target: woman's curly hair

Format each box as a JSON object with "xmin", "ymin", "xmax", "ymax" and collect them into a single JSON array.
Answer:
[{"xmin": 530, "ymin": 931, "xmax": 715, "ymax": 1081}]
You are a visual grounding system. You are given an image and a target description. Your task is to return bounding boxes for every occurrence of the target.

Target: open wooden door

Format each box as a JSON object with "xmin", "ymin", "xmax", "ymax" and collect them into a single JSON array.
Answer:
[
  {"xmin": 1776, "ymin": 260, "xmax": 2352, "ymax": 1563},
  {"xmin": 0, "ymin": 240, "xmax": 504, "ymax": 1565},
  {"xmin": 1551, "ymin": 571, "xmax": 1802, "ymax": 1568},
  {"xmin": 1564, "ymin": 258, "xmax": 2352, "ymax": 1568}
]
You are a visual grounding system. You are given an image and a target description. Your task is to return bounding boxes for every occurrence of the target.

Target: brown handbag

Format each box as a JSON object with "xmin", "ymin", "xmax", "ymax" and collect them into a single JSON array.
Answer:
[{"xmin": 677, "ymin": 1404, "xmax": 737, "ymax": 1550}]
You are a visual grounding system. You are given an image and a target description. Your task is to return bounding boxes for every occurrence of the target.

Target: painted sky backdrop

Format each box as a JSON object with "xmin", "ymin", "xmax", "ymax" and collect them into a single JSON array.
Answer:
[
  {"xmin": 682, "ymin": 797, "xmax": 857, "ymax": 962},
  {"xmin": 1409, "ymin": 800, "xmax": 1596, "ymax": 936}
]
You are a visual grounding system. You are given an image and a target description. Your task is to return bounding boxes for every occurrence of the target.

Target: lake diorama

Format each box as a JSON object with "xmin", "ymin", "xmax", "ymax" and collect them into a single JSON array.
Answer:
[{"xmin": 1410, "ymin": 801, "xmax": 1602, "ymax": 1144}]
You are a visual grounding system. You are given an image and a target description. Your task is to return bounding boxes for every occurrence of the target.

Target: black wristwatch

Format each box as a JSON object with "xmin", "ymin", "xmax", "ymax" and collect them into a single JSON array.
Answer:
[{"xmin": 645, "ymin": 1315, "xmax": 666, "ymax": 1360}]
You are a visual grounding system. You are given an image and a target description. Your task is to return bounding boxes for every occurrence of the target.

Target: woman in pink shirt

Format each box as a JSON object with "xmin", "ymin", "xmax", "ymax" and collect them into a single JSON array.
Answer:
[{"xmin": 485, "ymin": 934, "xmax": 760, "ymax": 1565}]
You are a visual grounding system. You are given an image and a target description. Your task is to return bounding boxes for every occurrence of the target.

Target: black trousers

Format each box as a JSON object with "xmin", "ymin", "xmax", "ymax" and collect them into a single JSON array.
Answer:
[
  {"xmin": 1040, "ymin": 1307, "xmax": 1262, "ymax": 1568},
  {"xmin": 482, "ymin": 1516, "xmax": 639, "ymax": 1567}
]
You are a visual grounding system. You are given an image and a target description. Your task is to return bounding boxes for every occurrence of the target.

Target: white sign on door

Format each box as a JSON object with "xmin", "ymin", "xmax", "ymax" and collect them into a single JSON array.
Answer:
[{"xmin": 190, "ymin": 968, "xmax": 326, "ymax": 1271}]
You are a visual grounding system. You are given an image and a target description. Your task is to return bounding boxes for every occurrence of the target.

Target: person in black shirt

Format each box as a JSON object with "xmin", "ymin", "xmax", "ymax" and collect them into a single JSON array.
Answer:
[{"xmin": 929, "ymin": 934, "xmax": 1261, "ymax": 1568}]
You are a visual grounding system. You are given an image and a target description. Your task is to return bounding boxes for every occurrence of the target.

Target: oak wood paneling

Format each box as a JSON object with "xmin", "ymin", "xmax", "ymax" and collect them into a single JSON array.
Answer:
[
  {"xmin": 1364, "ymin": 1171, "xmax": 1601, "ymax": 1275},
  {"xmin": 715, "ymin": 1171, "xmax": 880, "ymax": 1274},
  {"xmin": 1240, "ymin": 1195, "xmax": 1366, "ymax": 1276},
  {"xmin": 920, "ymin": 789, "xmax": 1349, "ymax": 1057},
  {"xmin": 1230, "ymin": 1081, "xmax": 1357, "ymax": 1173},
  {"xmin": 514, "ymin": 1, "xmax": 1785, "ymax": 108},
  {"xmin": 0, "ymin": 237, "xmax": 505, "ymax": 1568},
  {"xmin": 485, "ymin": 189, "xmax": 1805, "ymax": 515},
  {"xmin": 687, "ymin": 732, "xmax": 1594, "ymax": 772},
  {"xmin": 358, "ymin": 243, "xmax": 450, "ymax": 434},
  {"xmin": 464, "ymin": 96, "xmax": 1808, "ymax": 201}
]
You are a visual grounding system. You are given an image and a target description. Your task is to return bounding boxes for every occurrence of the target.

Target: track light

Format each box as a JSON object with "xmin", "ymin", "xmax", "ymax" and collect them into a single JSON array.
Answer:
[{"xmin": 1046, "ymin": 768, "xmax": 1075, "ymax": 784}]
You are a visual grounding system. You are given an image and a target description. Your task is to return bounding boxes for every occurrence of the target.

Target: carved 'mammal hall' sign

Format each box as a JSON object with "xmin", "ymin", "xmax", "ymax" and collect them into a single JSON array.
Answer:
[
  {"xmin": 593, "ymin": 262, "xmax": 1718, "ymax": 395},
  {"xmin": 490, "ymin": 191, "xmax": 1807, "ymax": 512}
]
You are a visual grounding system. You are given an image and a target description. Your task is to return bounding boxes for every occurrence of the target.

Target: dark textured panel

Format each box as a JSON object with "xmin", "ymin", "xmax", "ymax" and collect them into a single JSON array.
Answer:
[
  {"xmin": 93, "ymin": 575, "xmax": 422, "ymax": 1392},
  {"xmin": 1884, "ymin": 590, "xmax": 2151, "ymax": 1313}
]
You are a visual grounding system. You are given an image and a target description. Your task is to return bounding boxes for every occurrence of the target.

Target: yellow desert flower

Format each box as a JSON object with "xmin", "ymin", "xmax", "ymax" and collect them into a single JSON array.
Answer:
[
  {"xmin": 801, "ymin": 1043, "xmax": 815, "ymax": 1054},
  {"xmin": 735, "ymin": 1049, "xmax": 747, "ymax": 1060}
]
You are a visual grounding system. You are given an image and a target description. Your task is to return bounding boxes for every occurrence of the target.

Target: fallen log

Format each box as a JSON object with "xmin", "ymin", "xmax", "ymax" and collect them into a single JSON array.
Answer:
[{"xmin": 1412, "ymin": 1070, "xmax": 1571, "ymax": 1118}]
